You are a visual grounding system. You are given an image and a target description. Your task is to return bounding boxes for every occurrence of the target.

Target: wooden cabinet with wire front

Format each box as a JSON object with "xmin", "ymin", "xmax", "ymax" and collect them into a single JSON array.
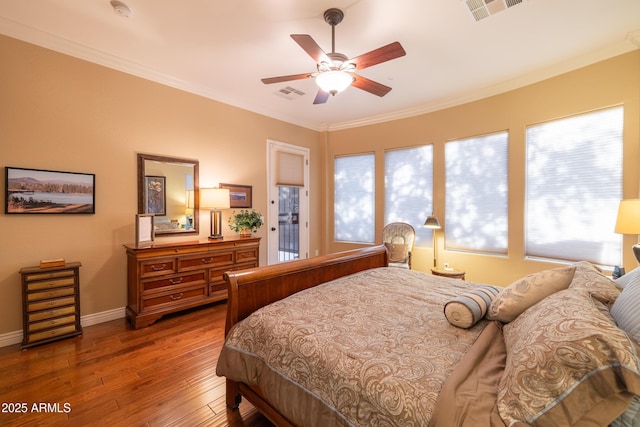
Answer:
[
  {"xmin": 20, "ymin": 262, "xmax": 83, "ymax": 349},
  {"xmin": 124, "ymin": 236, "xmax": 260, "ymax": 329}
]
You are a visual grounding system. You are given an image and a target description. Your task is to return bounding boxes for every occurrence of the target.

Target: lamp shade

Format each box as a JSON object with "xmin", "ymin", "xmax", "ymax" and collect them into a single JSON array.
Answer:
[
  {"xmin": 316, "ymin": 70, "xmax": 353, "ymax": 95},
  {"xmin": 615, "ymin": 199, "xmax": 640, "ymax": 234},
  {"xmin": 423, "ymin": 215, "xmax": 441, "ymax": 229},
  {"xmin": 200, "ymin": 188, "xmax": 230, "ymax": 209}
]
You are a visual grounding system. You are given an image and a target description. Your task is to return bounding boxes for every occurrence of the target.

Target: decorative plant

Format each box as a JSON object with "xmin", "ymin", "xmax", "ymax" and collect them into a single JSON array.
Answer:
[{"xmin": 228, "ymin": 209, "xmax": 264, "ymax": 234}]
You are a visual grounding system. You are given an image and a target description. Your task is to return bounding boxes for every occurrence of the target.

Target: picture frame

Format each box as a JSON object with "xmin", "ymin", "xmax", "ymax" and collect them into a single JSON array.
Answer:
[
  {"xmin": 135, "ymin": 214, "xmax": 155, "ymax": 246},
  {"xmin": 5, "ymin": 166, "xmax": 95, "ymax": 214},
  {"xmin": 144, "ymin": 176, "xmax": 166, "ymax": 216},
  {"xmin": 219, "ymin": 183, "xmax": 252, "ymax": 208}
]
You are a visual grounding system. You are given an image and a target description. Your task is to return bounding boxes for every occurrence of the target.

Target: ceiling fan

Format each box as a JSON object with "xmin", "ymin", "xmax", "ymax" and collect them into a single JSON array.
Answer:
[{"xmin": 261, "ymin": 8, "xmax": 406, "ymax": 105}]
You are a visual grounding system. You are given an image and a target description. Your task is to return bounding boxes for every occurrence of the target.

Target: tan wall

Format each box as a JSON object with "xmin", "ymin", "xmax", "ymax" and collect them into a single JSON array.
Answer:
[
  {"xmin": 1, "ymin": 32, "xmax": 638, "ymax": 338},
  {"xmin": 326, "ymin": 50, "xmax": 640, "ymax": 286},
  {"xmin": 0, "ymin": 35, "xmax": 322, "ymax": 335}
]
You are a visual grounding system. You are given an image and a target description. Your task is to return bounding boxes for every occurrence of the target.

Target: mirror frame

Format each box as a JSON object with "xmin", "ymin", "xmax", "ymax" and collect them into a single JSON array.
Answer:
[{"xmin": 137, "ymin": 153, "xmax": 199, "ymax": 236}]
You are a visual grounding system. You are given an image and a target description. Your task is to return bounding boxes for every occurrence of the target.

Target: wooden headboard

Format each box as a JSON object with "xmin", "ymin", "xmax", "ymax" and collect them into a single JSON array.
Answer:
[{"xmin": 223, "ymin": 245, "xmax": 389, "ymax": 335}]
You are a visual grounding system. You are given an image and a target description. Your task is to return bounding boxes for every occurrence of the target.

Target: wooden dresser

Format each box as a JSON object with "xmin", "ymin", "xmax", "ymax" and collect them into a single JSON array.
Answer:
[
  {"xmin": 20, "ymin": 262, "xmax": 83, "ymax": 349},
  {"xmin": 124, "ymin": 237, "xmax": 260, "ymax": 329}
]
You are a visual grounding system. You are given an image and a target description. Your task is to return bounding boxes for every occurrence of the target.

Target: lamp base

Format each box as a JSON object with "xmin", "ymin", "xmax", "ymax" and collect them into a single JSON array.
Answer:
[{"xmin": 210, "ymin": 210, "xmax": 223, "ymax": 240}]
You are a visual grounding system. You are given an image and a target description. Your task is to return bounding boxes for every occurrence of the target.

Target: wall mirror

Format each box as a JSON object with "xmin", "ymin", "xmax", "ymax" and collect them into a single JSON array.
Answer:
[{"xmin": 137, "ymin": 153, "xmax": 199, "ymax": 236}]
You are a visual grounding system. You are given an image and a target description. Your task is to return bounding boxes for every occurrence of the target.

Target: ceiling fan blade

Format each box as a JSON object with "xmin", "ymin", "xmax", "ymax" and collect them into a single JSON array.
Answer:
[
  {"xmin": 261, "ymin": 73, "xmax": 312, "ymax": 84},
  {"xmin": 350, "ymin": 41, "xmax": 406, "ymax": 70},
  {"xmin": 291, "ymin": 34, "xmax": 329, "ymax": 63},
  {"xmin": 313, "ymin": 89, "xmax": 330, "ymax": 105},
  {"xmin": 351, "ymin": 74, "xmax": 392, "ymax": 97}
]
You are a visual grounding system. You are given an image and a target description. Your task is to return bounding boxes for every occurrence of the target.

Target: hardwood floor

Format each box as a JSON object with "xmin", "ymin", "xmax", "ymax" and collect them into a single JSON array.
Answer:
[{"xmin": 0, "ymin": 303, "xmax": 274, "ymax": 427}]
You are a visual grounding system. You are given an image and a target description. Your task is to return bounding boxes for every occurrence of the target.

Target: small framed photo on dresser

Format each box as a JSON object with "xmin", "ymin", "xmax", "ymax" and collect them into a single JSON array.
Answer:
[{"xmin": 135, "ymin": 214, "xmax": 155, "ymax": 246}]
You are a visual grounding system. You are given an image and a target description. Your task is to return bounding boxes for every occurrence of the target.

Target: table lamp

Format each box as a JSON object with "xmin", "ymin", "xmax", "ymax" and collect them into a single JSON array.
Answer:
[
  {"xmin": 614, "ymin": 199, "xmax": 640, "ymax": 264},
  {"xmin": 200, "ymin": 188, "xmax": 230, "ymax": 239}
]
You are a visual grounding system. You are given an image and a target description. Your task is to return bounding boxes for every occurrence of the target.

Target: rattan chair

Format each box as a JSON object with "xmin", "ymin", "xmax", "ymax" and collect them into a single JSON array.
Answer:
[{"xmin": 382, "ymin": 222, "xmax": 416, "ymax": 269}]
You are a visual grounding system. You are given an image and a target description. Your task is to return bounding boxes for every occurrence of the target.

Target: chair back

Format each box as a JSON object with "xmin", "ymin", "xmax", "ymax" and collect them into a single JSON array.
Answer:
[{"xmin": 382, "ymin": 222, "xmax": 416, "ymax": 268}]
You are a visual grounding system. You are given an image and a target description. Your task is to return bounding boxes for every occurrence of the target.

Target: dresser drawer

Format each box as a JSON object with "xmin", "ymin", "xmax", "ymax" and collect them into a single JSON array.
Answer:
[
  {"xmin": 28, "ymin": 305, "xmax": 77, "ymax": 322},
  {"xmin": 26, "ymin": 287, "xmax": 76, "ymax": 302},
  {"xmin": 209, "ymin": 283, "xmax": 227, "ymax": 300},
  {"xmin": 142, "ymin": 271, "xmax": 207, "ymax": 293},
  {"xmin": 139, "ymin": 258, "xmax": 177, "ymax": 278},
  {"xmin": 22, "ymin": 269, "xmax": 75, "ymax": 282},
  {"xmin": 141, "ymin": 285, "xmax": 207, "ymax": 311},
  {"xmin": 28, "ymin": 314, "xmax": 76, "ymax": 332},
  {"xmin": 210, "ymin": 261, "xmax": 258, "ymax": 285},
  {"xmin": 236, "ymin": 248, "xmax": 258, "ymax": 264},
  {"xmin": 178, "ymin": 252, "xmax": 234, "ymax": 271},
  {"xmin": 26, "ymin": 324, "xmax": 78, "ymax": 344},
  {"xmin": 28, "ymin": 296, "xmax": 76, "ymax": 312},
  {"xmin": 209, "ymin": 266, "xmax": 231, "ymax": 286},
  {"xmin": 26, "ymin": 277, "xmax": 75, "ymax": 291}
]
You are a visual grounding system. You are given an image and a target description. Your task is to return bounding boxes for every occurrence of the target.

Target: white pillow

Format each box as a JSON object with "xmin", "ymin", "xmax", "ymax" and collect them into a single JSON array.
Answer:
[
  {"xmin": 616, "ymin": 266, "xmax": 640, "ymax": 288},
  {"xmin": 611, "ymin": 271, "xmax": 640, "ymax": 344}
]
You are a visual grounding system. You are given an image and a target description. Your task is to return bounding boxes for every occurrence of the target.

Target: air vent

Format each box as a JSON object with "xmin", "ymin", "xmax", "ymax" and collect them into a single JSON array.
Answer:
[
  {"xmin": 275, "ymin": 86, "xmax": 306, "ymax": 100},
  {"xmin": 463, "ymin": 0, "xmax": 525, "ymax": 22}
]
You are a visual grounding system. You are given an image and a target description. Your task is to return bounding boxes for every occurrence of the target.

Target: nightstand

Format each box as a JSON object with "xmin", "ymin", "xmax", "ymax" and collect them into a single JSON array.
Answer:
[{"xmin": 431, "ymin": 267, "xmax": 465, "ymax": 280}]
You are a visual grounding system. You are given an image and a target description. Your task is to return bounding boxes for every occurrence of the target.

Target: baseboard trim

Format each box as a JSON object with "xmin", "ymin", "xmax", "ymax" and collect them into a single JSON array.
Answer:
[
  {"xmin": 0, "ymin": 307, "xmax": 126, "ymax": 348},
  {"xmin": 81, "ymin": 307, "xmax": 126, "ymax": 327}
]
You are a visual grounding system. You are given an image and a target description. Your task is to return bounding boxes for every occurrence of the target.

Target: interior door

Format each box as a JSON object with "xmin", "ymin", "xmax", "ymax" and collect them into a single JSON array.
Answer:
[{"xmin": 267, "ymin": 140, "xmax": 309, "ymax": 265}]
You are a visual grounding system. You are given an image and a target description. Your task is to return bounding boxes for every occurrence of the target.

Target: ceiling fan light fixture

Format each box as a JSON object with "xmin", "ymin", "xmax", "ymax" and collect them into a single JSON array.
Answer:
[{"xmin": 315, "ymin": 70, "xmax": 353, "ymax": 96}]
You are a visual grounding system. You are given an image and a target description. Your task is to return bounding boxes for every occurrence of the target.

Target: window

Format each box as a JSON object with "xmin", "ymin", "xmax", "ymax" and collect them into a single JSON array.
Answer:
[
  {"xmin": 526, "ymin": 107, "xmax": 623, "ymax": 265},
  {"xmin": 384, "ymin": 145, "xmax": 434, "ymax": 246},
  {"xmin": 334, "ymin": 153, "xmax": 375, "ymax": 243},
  {"xmin": 445, "ymin": 132, "xmax": 509, "ymax": 253}
]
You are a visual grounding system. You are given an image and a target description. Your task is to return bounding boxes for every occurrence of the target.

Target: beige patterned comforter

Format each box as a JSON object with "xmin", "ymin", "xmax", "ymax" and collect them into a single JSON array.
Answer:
[{"xmin": 216, "ymin": 267, "xmax": 491, "ymax": 426}]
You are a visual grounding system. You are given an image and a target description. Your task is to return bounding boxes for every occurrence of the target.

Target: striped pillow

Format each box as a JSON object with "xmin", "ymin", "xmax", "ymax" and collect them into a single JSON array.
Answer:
[
  {"xmin": 444, "ymin": 285, "xmax": 500, "ymax": 328},
  {"xmin": 610, "ymin": 272, "xmax": 640, "ymax": 344}
]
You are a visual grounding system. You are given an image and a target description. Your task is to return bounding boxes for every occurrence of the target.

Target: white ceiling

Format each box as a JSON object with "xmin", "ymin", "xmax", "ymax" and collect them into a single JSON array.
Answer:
[{"xmin": 1, "ymin": 0, "xmax": 639, "ymax": 131}]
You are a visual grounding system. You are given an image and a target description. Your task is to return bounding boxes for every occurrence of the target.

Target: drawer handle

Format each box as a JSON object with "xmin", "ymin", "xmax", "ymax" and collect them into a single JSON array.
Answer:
[
  {"xmin": 169, "ymin": 277, "xmax": 183, "ymax": 285},
  {"xmin": 169, "ymin": 293, "xmax": 184, "ymax": 301},
  {"xmin": 201, "ymin": 257, "xmax": 214, "ymax": 264},
  {"xmin": 151, "ymin": 263, "xmax": 167, "ymax": 271}
]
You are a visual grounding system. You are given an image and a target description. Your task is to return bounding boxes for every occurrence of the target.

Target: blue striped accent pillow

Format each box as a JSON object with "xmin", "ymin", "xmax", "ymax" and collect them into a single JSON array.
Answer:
[{"xmin": 444, "ymin": 285, "xmax": 501, "ymax": 328}]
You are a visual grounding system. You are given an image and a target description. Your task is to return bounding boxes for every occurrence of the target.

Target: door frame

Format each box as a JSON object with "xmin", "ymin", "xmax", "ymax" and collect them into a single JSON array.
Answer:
[{"xmin": 266, "ymin": 140, "xmax": 310, "ymax": 265}]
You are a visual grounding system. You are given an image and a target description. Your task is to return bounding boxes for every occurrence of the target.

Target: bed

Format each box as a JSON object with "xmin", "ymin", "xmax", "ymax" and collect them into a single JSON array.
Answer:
[{"xmin": 216, "ymin": 245, "xmax": 640, "ymax": 426}]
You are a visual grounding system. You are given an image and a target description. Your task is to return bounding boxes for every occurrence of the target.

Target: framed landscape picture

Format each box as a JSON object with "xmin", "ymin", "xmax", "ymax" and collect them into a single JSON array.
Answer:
[
  {"xmin": 220, "ymin": 183, "xmax": 252, "ymax": 208},
  {"xmin": 5, "ymin": 166, "xmax": 95, "ymax": 214}
]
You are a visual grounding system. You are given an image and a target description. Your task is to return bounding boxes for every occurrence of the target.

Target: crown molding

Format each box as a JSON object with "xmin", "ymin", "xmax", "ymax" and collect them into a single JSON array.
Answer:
[{"xmin": 2, "ymin": 17, "xmax": 638, "ymax": 133}]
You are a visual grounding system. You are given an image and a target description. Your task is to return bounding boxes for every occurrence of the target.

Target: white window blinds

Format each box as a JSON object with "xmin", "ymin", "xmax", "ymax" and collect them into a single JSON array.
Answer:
[
  {"xmin": 384, "ymin": 145, "xmax": 434, "ymax": 246},
  {"xmin": 445, "ymin": 132, "xmax": 509, "ymax": 254},
  {"xmin": 275, "ymin": 150, "xmax": 305, "ymax": 187},
  {"xmin": 525, "ymin": 107, "xmax": 623, "ymax": 265},
  {"xmin": 334, "ymin": 153, "xmax": 375, "ymax": 243}
]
